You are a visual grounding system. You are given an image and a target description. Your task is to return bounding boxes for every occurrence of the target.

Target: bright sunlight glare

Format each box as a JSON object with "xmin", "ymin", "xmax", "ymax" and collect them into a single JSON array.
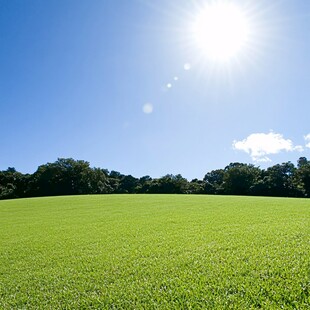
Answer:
[{"xmin": 193, "ymin": 2, "xmax": 250, "ymax": 62}]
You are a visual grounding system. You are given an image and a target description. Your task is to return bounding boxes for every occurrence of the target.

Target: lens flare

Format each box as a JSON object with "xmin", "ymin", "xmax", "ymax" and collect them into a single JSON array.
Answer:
[{"xmin": 143, "ymin": 103, "xmax": 153, "ymax": 114}]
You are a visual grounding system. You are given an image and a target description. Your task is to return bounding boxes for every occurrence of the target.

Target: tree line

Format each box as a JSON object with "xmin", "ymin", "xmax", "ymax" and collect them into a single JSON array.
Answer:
[{"xmin": 1, "ymin": 157, "xmax": 310, "ymax": 200}]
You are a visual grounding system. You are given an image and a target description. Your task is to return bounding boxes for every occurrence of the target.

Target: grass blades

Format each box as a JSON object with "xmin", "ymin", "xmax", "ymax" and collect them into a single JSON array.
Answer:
[{"xmin": 0, "ymin": 195, "xmax": 309, "ymax": 309}]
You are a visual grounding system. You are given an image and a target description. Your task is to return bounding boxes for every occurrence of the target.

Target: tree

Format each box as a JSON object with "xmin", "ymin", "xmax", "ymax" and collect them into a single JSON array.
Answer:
[
  {"xmin": 148, "ymin": 174, "xmax": 188, "ymax": 194},
  {"xmin": 86, "ymin": 168, "xmax": 112, "ymax": 194},
  {"xmin": 203, "ymin": 169, "xmax": 225, "ymax": 194},
  {"xmin": 1, "ymin": 157, "xmax": 309, "ymax": 200},
  {"xmin": 296, "ymin": 157, "xmax": 310, "ymax": 197},
  {"xmin": 0, "ymin": 167, "xmax": 25, "ymax": 199},
  {"xmin": 108, "ymin": 170, "xmax": 123, "ymax": 193},
  {"xmin": 119, "ymin": 175, "xmax": 138, "ymax": 193},
  {"xmin": 297, "ymin": 157, "xmax": 308, "ymax": 168},
  {"xmin": 188, "ymin": 179, "xmax": 205, "ymax": 194},
  {"xmin": 136, "ymin": 176, "xmax": 152, "ymax": 193},
  {"xmin": 222, "ymin": 163, "xmax": 261, "ymax": 195},
  {"xmin": 32, "ymin": 158, "xmax": 95, "ymax": 196},
  {"xmin": 263, "ymin": 162, "xmax": 297, "ymax": 197}
]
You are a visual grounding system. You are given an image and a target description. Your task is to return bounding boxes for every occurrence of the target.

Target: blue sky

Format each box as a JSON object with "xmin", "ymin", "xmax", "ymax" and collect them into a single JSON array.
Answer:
[{"xmin": 1, "ymin": 0, "xmax": 310, "ymax": 180}]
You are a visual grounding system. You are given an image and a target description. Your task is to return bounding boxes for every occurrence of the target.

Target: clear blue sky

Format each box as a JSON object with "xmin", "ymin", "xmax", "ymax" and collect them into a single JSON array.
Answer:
[{"xmin": 1, "ymin": 0, "xmax": 310, "ymax": 180}]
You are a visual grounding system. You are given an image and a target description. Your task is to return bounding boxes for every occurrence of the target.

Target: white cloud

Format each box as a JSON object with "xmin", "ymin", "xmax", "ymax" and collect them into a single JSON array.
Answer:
[
  {"xmin": 233, "ymin": 132, "xmax": 303, "ymax": 162},
  {"xmin": 294, "ymin": 145, "xmax": 304, "ymax": 152},
  {"xmin": 305, "ymin": 133, "xmax": 310, "ymax": 148}
]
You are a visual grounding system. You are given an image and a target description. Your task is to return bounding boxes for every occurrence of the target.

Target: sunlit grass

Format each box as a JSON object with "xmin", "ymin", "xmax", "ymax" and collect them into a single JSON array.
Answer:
[{"xmin": 0, "ymin": 195, "xmax": 309, "ymax": 309}]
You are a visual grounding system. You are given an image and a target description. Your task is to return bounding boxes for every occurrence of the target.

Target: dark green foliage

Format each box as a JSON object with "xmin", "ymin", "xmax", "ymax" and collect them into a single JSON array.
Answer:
[
  {"xmin": 296, "ymin": 158, "xmax": 310, "ymax": 197},
  {"xmin": 0, "ymin": 168, "xmax": 28, "ymax": 199},
  {"xmin": 1, "ymin": 157, "xmax": 310, "ymax": 199},
  {"xmin": 31, "ymin": 158, "xmax": 111, "ymax": 196},
  {"xmin": 136, "ymin": 175, "xmax": 152, "ymax": 193},
  {"xmin": 148, "ymin": 174, "xmax": 189, "ymax": 194},
  {"xmin": 263, "ymin": 162, "xmax": 297, "ymax": 197},
  {"xmin": 119, "ymin": 175, "xmax": 139, "ymax": 193},
  {"xmin": 203, "ymin": 169, "xmax": 225, "ymax": 194},
  {"xmin": 188, "ymin": 179, "xmax": 205, "ymax": 194},
  {"xmin": 223, "ymin": 163, "xmax": 260, "ymax": 195}
]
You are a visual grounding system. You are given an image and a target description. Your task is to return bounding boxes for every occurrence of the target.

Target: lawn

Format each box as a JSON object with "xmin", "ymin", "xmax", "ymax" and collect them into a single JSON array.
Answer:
[{"xmin": 0, "ymin": 195, "xmax": 309, "ymax": 309}]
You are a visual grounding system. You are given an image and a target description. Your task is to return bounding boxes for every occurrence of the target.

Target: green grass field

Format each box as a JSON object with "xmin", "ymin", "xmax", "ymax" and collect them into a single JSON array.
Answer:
[{"xmin": 0, "ymin": 195, "xmax": 309, "ymax": 309}]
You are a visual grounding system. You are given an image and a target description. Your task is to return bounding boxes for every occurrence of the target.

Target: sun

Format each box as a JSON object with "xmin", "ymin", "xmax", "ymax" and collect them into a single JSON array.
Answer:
[{"xmin": 192, "ymin": 2, "xmax": 250, "ymax": 62}]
